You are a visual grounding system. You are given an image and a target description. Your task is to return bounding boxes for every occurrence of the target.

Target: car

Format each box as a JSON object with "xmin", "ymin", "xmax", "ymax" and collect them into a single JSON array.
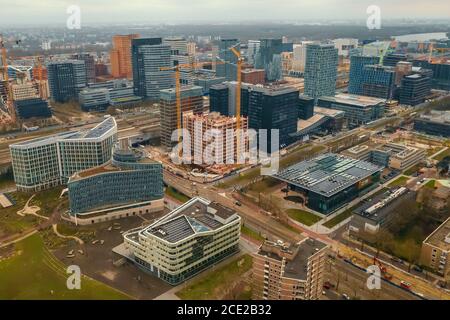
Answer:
[
  {"xmin": 412, "ymin": 265, "xmax": 423, "ymax": 273},
  {"xmin": 342, "ymin": 293, "xmax": 350, "ymax": 300},
  {"xmin": 234, "ymin": 201, "xmax": 242, "ymax": 207},
  {"xmin": 400, "ymin": 281, "xmax": 412, "ymax": 290}
]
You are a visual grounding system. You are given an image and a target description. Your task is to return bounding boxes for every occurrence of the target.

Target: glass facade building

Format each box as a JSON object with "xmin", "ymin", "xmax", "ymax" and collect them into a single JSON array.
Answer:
[
  {"xmin": 274, "ymin": 153, "xmax": 382, "ymax": 214},
  {"xmin": 47, "ymin": 60, "xmax": 87, "ymax": 102},
  {"xmin": 131, "ymin": 38, "xmax": 174, "ymax": 100},
  {"xmin": 361, "ymin": 65, "xmax": 396, "ymax": 100},
  {"xmin": 399, "ymin": 73, "xmax": 432, "ymax": 106},
  {"xmin": 68, "ymin": 145, "xmax": 163, "ymax": 217},
  {"xmin": 304, "ymin": 44, "xmax": 338, "ymax": 101},
  {"xmin": 10, "ymin": 117, "xmax": 118, "ymax": 192},
  {"xmin": 216, "ymin": 39, "xmax": 239, "ymax": 81},
  {"xmin": 254, "ymin": 39, "xmax": 283, "ymax": 81},
  {"xmin": 123, "ymin": 197, "xmax": 241, "ymax": 285},
  {"xmin": 348, "ymin": 55, "xmax": 380, "ymax": 95}
]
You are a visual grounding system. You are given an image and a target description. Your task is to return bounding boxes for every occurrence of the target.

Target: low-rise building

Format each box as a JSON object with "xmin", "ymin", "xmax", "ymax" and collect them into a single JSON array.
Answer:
[
  {"xmin": 252, "ymin": 238, "xmax": 328, "ymax": 300},
  {"xmin": 349, "ymin": 187, "xmax": 415, "ymax": 241},
  {"xmin": 414, "ymin": 111, "xmax": 450, "ymax": 138},
  {"xmin": 66, "ymin": 142, "xmax": 164, "ymax": 225},
  {"xmin": 274, "ymin": 153, "xmax": 382, "ymax": 214},
  {"xmin": 420, "ymin": 217, "xmax": 450, "ymax": 280},
  {"xmin": 122, "ymin": 197, "xmax": 241, "ymax": 285},
  {"xmin": 317, "ymin": 93, "xmax": 385, "ymax": 128}
]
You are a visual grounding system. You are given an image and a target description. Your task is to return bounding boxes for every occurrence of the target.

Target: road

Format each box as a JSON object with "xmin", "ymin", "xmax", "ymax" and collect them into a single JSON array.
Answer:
[
  {"xmin": 324, "ymin": 258, "xmax": 421, "ymax": 300},
  {"xmin": 163, "ymin": 169, "xmax": 450, "ymax": 300}
]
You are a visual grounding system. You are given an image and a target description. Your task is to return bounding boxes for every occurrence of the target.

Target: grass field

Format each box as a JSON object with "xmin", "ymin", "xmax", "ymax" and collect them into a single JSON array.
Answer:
[
  {"xmin": 433, "ymin": 148, "xmax": 450, "ymax": 162},
  {"xmin": 404, "ymin": 164, "xmax": 423, "ymax": 176},
  {"xmin": 0, "ymin": 234, "xmax": 129, "ymax": 300},
  {"xmin": 165, "ymin": 186, "xmax": 190, "ymax": 203},
  {"xmin": 388, "ymin": 176, "xmax": 409, "ymax": 187},
  {"xmin": 286, "ymin": 209, "xmax": 322, "ymax": 226},
  {"xmin": 322, "ymin": 210, "xmax": 353, "ymax": 229},
  {"xmin": 241, "ymin": 224, "xmax": 265, "ymax": 243},
  {"xmin": 176, "ymin": 254, "xmax": 253, "ymax": 300}
]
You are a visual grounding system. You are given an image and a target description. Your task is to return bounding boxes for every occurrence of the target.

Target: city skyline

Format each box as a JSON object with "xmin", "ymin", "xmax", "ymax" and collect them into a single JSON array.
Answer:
[{"xmin": 0, "ymin": 0, "xmax": 450, "ymax": 26}]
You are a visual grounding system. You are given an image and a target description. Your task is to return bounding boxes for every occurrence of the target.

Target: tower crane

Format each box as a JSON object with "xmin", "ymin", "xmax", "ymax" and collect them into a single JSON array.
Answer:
[
  {"xmin": 229, "ymin": 44, "xmax": 244, "ymax": 156},
  {"xmin": 160, "ymin": 60, "xmax": 225, "ymax": 143}
]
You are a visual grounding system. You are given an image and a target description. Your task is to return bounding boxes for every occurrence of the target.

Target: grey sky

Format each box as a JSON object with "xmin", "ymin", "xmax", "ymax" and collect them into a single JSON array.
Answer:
[{"xmin": 0, "ymin": 0, "xmax": 449, "ymax": 25}]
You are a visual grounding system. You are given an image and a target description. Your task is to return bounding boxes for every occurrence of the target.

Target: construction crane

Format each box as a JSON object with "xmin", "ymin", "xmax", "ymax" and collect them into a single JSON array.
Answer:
[
  {"xmin": 34, "ymin": 55, "xmax": 46, "ymax": 99},
  {"xmin": 160, "ymin": 60, "xmax": 225, "ymax": 143}
]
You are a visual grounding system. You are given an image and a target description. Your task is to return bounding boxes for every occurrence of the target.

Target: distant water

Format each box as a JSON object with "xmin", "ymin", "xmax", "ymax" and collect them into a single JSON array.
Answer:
[{"xmin": 394, "ymin": 32, "xmax": 448, "ymax": 42}]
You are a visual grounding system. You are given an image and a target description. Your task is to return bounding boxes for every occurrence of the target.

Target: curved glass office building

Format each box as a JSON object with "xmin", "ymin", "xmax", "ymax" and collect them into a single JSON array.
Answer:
[
  {"xmin": 10, "ymin": 116, "xmax": 118, "ymax": 192},
  {"xmin": 66, "ymin": 144, "xmax": 164, "ymax": 224}
]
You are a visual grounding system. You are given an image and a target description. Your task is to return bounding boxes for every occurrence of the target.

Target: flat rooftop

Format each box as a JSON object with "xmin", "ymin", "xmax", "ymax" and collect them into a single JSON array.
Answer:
[
  {"xmin": 353, "ymin": 187, "xmax": 415, "ymax": 223},
  {"xmin": 274, "ymin": 153, "xmax": 382, "ymax": 197},
  {"xmin": 132, "ymin": 198, "xmax": 239, "ymax": 244},
  {"xmin": 319, "ymin": 93, "xmax": 386, "ymax": 108},
  {"xmin": 424, "ymin": 217, "xmax": 450, "ymax": 252},
  {"xmin": 258, "ymin": 238, "xmax": 328, "ymax": 281},
  {"xmin": 417, "ymin": 111, "xmax": 450, "ymax": 124}
]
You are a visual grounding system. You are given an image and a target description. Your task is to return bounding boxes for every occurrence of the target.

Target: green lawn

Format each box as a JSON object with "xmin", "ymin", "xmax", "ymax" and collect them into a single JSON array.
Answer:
[
  {"xmin": 433, "ymin": 148, "xmax": 450, "ymax": 161},
  {"xmin": 165, "ymin": 186, "xmax": 190, "ymax": 203},
  {"xmin": 286, "ymin": 209, "xmax": 322, "ymax": 226},
  {"xmin": 323, "ymin": 210, "xmax": 353, "ymax": 229},
  {"xmin": 176, "ymin": 254, "xmax": 253, "ymax": 300},
  {"xmin": 0, "ymin": 234, "xmax": 129, "ymax": 299},
  {"xmin": 241, "ymin": 224, "xmax": 265, "ymax": 243},
  {"xmin": 423, "ymin": 180, "xmax": 436, "ymax": 189},
  {"xmin": 388, "ymin": 176, "xmax": 409, "ymax": 187},
  {"xmin": 246, "ymin": 177, "xmax": 281, "ymax": 193},
  {"xmin": 404, "ymin": 164, "xmax": 423, "ymax": 176}
]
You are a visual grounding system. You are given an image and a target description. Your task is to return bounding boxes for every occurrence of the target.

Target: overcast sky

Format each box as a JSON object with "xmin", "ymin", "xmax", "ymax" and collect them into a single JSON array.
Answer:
[{"xmin": 0, "ymin": 0, "xmax": 449, "ymax": 26}]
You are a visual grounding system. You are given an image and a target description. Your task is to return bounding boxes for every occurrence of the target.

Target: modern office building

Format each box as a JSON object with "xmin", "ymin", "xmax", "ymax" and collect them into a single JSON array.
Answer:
[
  {"xmin": 247, "ymin": 84, "xmax": 299, "ymax": 151},
  {"xmin": 383, "ymin": 53, "xmax": 408, "ymax": 67},
  {"xmin": 160, "ymin": 85, "xmax": 204, "ymax": 148},
  {"xmin": 182, "ymin": 111, "xmax": 248, "ymax": 165},
  {"xmin": 122, "ymin": 197, "xmax": 241, "ymax": 285},
  {"xmin": 164, "ymin": 37, "xmax": 195, "ymax": 85},
  {"xmin": 317, "ymin": 93, "xmax": 385, "ymax": 127},
  {"xmin": 414, "ymin": 111, "xmax": 450, "ymax": 138},
  {"xmin": 349, "ymin": 187, "xmax": 414, "ymax": 242},
  {"xmin": 413, "ymin": 60, "xmax": 450, "ymax": 91},
  {"xmin": 342, "ymin": 142, "xmax": 425, "ymax": 170},
  {"xmin": 216, "ymin": 39, "xmax": 239, "ymax": 81},
  {"xmin": 304, "ymin": 44, "xmax": 338, "ymax": 101},
  {"xmin": 274, "ymin": 153, "xmax": 382, "ymax": 214},
  {"xmin": 14, "ymin": 98, "xmax": 52, "ymax": 119},
  {"xmin": 71, "ymin": 53, "xmax": 96, "ymax": 84},
  {"xmin": 360, "ymin": 65, "xmax": 396, "ymax": 99},
  {"xmin": 333, "ymin": 38, "xmax": 358, "ymax": 57},
  {"xmin": 252, "ymin": 238, "xmax": 328, "ymax": 300},
  {"xmin": 255, "ymin": 39, "xmax": 284, "ymax": 81},
  {"xmin": 399, "ymin": 73, "xmax": 432, "ymax": 106},
  {"xmin": 132, "ymin": 38, "xmax": 174, "ymax": 100},
  {"xmin": 10, "ymin": 117, "xmax": 118, "ymax": 192},
  {"xmin": 79, "ymin": 79, "xmax": 141, "ymax": 111},
  {"xmin": 241, "ymin": 69, "xmax": 265, "ymax": 85},
  {"xmin": 247, "ymin": 40, "xmax": 261, "ymax": 66},
  {"xmin": 47, "ymin": 60, "xmax": 87, "ymax": 102},
  {"xmin": 298, "ymin": 95, "xmax": 314, "ymax": 120},
  {"xmin": 420, "ymin": 216, "xmax": 450, "ymax": 280},
  {"xmin": 194, "ymin": 75, "xmax": 226, "ymax": 95},
  {"xmin": 209, "ymin": 81, "xmax": 252, "ymax": 117},
  {"xmin": 66, "ymin": 142, "xmax": 164, "ymax": 225},
  {"xmin": 110, "ymin": 34, "xmax": 140, "ymax": 79},
  {"xmin": 348, "ymin": 55, "xmax": 380, "ymax": 95},
  {"xmin": 292, "ymin": 41, "xmax": 314, "ymax": 72}
]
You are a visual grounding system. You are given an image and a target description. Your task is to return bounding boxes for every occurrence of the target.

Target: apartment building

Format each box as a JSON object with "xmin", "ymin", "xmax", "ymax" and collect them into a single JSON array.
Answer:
[
  {"xmin": 420, "ymin": 217, "xmax": 450, "ymax": 280},
  {"xmin": 122, "ymin": 197, "xmax": 241, "ymax": 285},
  {"xmin": 182, "ymin": 111, "xmax": 248, "ymax": 165},
  {"xmin": 252, "ymin": 238, "xmax": 328, "ymax": 300}
]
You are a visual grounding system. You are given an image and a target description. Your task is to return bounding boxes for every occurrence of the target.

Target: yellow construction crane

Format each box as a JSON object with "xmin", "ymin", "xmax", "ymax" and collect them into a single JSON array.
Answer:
[{"xmin": 160, "ymin": 60, "xmax": 225, "ymax": 143}]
